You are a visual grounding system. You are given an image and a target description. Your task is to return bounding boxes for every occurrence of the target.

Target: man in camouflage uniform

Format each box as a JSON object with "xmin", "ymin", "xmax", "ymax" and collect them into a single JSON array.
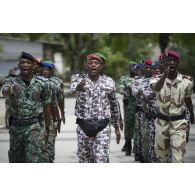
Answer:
[
  {"xmin": 142, "ymin": 59, "xmax": 162, "ymax": 163},
  {"xmin": 132, "ymin": 60, "xmax": 154, "ymax": 162},
  {"xmin": 51, "ymin": 71, "xmax": 65, "ymax": 125},
  {"xmin": 41, "ymin": 61, "xmax": 63, "ymax": 162},
  {"xmin": 70, "ymin": 53, "xmax": 121, "ymax": 163},
  {"xmin": 150, "ymin": 50, "xmax": 194, "ymax": 163},
  {"xmin": 2, "ymin": 52, "xmax": 51, "ymax": 163},
  {"xmin": 118, "ymin": 61, "xmax": 137, "ymax": 155},
  {"xmin": 131, "ymin": 63, "xmax": 143, "ymax": 161}
]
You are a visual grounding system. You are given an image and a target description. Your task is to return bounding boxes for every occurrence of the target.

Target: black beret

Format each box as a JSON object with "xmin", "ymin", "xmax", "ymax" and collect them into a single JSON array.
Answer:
[{"xmin": 19, "ymin": 51, "xmax": 34, "ymax": 62}]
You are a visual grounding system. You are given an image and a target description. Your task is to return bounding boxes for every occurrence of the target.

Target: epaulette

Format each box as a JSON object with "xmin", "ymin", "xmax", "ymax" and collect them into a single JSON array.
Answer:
[
  {"xmin": 48, "ymin": 78, "xmax": 59, "ymax": 85},
  {"xmin": 182, "ymin": 75, "xmax": 193, "ymax": 81},
  {"xmin": 5, "ymin": 74, "xmax": 17, "ymax": 78},
  {"xmin": 36, "ymin": 75, "xmax": 48, "ymax": 82}
]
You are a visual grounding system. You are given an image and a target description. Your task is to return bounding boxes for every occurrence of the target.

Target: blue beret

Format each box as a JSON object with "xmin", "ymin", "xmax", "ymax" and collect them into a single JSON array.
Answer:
[
  {"xmin": 40, "ymin": 61, "xmax": 55, "ymax": 69},
  {"xmin": 152, "ymin": 61, "xmax": 159, "ymax": 68},
  {"xmin": 19, "ymin": 51, "xmax": 34, "ymax": 62},
  {"xmin": 134, "ymin": 64, "xmax": 142, "ymax": 70}
]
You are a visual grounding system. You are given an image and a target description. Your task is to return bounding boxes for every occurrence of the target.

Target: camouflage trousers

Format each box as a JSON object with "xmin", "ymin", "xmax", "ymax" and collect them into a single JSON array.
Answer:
[
  {"xmin": 148, "ymin": 119, "xmax": 156, "ymax": 162},
  {"xmin": 42, "ymin": 130, "xmax": 56, "ymax": 163},
  {"xmin": 155, "ymin": 121, "xmax": 187, "ymax": 163},
  {"xmin": 77, "ymin": 125, "xmax": 111, "ymax": 163},
  {"xmin": 142, "ymin": 117, "xmax": 156, "ymax": 163},
  {"xmin": 9, "ymin": 122, "xmax": 43, "ymax": 163},
  {"xmin": 123, "ymin": 101, "xmax": 136, "ymax": 141},
  {"xmin": 134, "ymin": 111, "xmax": 144, "ymax": 157}
]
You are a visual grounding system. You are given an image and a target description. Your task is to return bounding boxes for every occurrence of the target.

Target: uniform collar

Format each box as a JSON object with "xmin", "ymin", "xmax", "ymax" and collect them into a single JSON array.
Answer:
[{"xmin": 165, "ymin": 71, "xmax": 182, "ymax": 85}]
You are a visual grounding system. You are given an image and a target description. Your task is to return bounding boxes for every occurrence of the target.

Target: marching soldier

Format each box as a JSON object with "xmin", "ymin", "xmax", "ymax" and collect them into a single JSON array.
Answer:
[
  {"xmin": 118, "ymin": 61, "xmax": 137, "ymax": 155},
  {"xmin": 150, "ymin": 50, "xmax": 194, "ymax": 163},
  {"xmin": 40, "ymin": 61, "xmax": 62, "ymax": 162},
  {"xmin": 2, "ymin": 51, "xmax": 51, "ymax": 163},
  {"xmin": 70, "ymin": 53, "xmax": 121, "ymax": 163},
  {"xmin": 142, "ymin": 60, "xmax": 162, "ymax": 163},
  {"xmin": 132, "ymin": 63, "xmax": 145, "ymax": 162}
]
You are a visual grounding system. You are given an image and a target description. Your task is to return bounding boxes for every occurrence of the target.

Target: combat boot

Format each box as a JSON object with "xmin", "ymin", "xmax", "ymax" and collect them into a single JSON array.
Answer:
[
  {"xmin": 121, "ymin": 141, "xmax": 126, "ymax": 152},
  {"xmin": 125, "ymin": 140, "xmax": 132, "ymax": 156},
  {"xmin": 134, "ymin": 153, "xmax": 140, "ymax": 161}
]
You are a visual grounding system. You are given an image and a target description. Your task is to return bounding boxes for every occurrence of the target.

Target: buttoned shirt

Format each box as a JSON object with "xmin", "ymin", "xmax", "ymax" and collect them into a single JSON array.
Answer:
[
  {"xmin": 150, "ymin": 72, "xmax": 193, "ymax": 128},
  {"xmin": 2, "ymin": 75, "xmax": 51, "ymax": 120},
  {"xmin": 70, "ymin": 74, "xmax": 120, "ymax": 128}
]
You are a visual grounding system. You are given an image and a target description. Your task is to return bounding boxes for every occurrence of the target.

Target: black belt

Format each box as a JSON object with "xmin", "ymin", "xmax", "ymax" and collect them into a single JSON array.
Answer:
[
  {"xmin": 76, "ymin": 118, "xmax": 110, "ymax": 137},
  {"xmin": 156, "ymin": 112, "xmax": 185, "ymax": 121},
  {"xmin": 136, "ymin": 106, "xmax": 144, "ymax": 112},
  {"xmin": 11, "ymin": 115, "xmax": 42, "ymax": 126}
]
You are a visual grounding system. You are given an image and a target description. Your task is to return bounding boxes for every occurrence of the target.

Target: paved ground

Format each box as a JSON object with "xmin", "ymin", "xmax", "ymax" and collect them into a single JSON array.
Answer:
[{"xmin": 0, "ymin": 94, "xmax": 195, "ymax": 163}]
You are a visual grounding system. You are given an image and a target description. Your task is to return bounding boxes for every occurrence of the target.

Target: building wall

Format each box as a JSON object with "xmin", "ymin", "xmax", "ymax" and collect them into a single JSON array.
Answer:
[{"xmin": 0, "ymin": 38, "xmax": 43, "ymax": 76}]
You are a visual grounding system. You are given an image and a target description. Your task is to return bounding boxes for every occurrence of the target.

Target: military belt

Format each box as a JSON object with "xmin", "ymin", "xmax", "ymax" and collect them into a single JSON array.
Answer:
[
  {"xmin": 76, "ymin": 118, "xmax": 110, "ymax": 137},
  {"xmin": 136, "ymin": 106, "xmax": 144, "ymax": 112},
  {"xmin": 11, "ymin": 115, "xmax": 42, "ymax": 126},
  {"xmin": 156, "ymin": 112, "xmax": 185, "ymax": 121}
]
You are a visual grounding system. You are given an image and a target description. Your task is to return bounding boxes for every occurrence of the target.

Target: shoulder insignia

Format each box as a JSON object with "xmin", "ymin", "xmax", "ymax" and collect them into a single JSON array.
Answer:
[
  {"xmin": 5, "ymin": 74, "xmax": 17, "ymax": 79},
  {"xmin": 36, "ymin": 75, "xmax": 48, "ymax": 82}
]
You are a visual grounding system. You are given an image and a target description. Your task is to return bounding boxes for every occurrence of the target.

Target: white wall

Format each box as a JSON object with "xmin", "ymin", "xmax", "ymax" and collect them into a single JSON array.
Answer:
[{"xmin": 0, "ymin": 38, "xmax": 43, "ymax": 76}]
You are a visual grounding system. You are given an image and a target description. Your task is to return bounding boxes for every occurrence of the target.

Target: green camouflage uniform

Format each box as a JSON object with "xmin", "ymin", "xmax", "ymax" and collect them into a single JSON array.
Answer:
[
  {"xmin": 2, "ymin": 75, "xmax": 51, "ymax": 163},
  {"xmin": 150, "ymin": 73, "xmax": 193, "ymax": 163},
  {"xmin": 46, "ymin": 77, "xmax": 64, "ymax": 163},
  {"xmin": 118, "ymin": 75, "xmax": 136, "ymax": 142}
]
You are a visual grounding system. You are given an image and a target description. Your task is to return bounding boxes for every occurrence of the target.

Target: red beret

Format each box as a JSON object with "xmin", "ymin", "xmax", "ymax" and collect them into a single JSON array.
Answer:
[
  {"xmin": 159, "ymin": 54, "xmax": 166, "ymax": 60},
  {"xmin": 167, "ymin": 50, "xmax": 180, "ymax": 59},
  {"xmin": 144, "ymin": 59, "xmax": 153, "ymax": 65},
  {"xmin": 33, "ymin": 57, "xmax": 41, "ymax": 64},
  {"xmin": 87, "ymin": 53, "xmax": 104, "ymax": 62}
]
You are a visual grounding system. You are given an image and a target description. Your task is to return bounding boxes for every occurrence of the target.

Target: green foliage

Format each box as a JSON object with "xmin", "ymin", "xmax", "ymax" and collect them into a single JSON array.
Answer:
[{"xmin": 0, "ymin": 33, "xmax": 195, "ymax": 88}]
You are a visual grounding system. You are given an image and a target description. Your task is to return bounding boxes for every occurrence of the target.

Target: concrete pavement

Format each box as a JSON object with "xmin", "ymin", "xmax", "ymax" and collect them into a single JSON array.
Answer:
[{"xmin": 0, "ymin": 95, "xmax": 195, "ymax": 163}]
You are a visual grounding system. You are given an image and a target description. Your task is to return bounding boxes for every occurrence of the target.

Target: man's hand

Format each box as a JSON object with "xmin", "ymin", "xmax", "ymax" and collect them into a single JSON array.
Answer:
[
  {"xmin": 119, "ymin": 119, "xmax": 123, "ymax": 131},
  {"xmin": 123, "ymin": 91, "xmax": 129, "ymax": 97},
  {"xmin": 191, "ymin": 116, "xmax": 195, "ymax": 124},
  {"xmin": 44, "ymin": 128, "xmax": 49, "ymax": 145},
  {"xmin": 13, "ymin": 83, "xmax": 21, "ymax": 93},
  {"xmin": 163, "ymin": 66, "xmax": 170, "ymax": 77},
  {"xmin": 62, "ymin": 114, "xmax": 65, "ymax": 124},
  {"xmin": 57, "ymin": 119, "xmax": 61, "ymax": 133},
  {"xmin": 76, "ymin": 80, "xmax": 86, "ymax": 91},
  {"xmin": 115, "ymin": 127, "xmax": 121, "ymax": 144}
]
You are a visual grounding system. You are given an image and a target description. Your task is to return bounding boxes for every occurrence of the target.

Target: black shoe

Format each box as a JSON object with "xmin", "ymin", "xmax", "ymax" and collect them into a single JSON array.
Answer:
[
  {"xmin": 135, "ymin": 153, "xmax": 140, "ymax": 161},
  {"xmin": 121, "ymin": 142, "xmax": 126, "ymax": 152},
  {"xmin": 125, "ymin": 141, "xmax": 132, "ymax": 156}
]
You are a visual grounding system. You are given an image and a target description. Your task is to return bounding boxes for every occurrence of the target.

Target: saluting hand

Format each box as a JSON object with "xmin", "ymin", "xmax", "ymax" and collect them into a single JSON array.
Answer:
[{"xmin": 164, "ymin": 66, "xmax": 170, "ymax": 77}]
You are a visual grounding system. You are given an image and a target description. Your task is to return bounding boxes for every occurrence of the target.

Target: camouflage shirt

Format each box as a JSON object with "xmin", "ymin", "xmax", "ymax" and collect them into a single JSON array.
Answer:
[
  {"xmin": 132, "ymin": 76, "xmax": 146, "ymax": 108},
  {"xmin": 118, "ymin": 75, "xmax": 135, "ymax": 99},
  {"xmin": 2, "ymin": 75, "xmax": 51, "ymax": 119},
  {"xmin": 150, "ymin": 72, "xmax": 193, "ymax": 128},
  {"xmin": 51, "ymin": 76, "xmax": 64, "ymax": 100},
  {"xmin": 70, "ymin": 74, "xmax": 120, "ymax": 128}
]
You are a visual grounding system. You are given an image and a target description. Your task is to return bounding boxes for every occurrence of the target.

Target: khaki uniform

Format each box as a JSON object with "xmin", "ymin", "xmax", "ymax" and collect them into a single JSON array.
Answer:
[{"xmin": 150, "ymin": 73, "xmax": 193, "ymax": 162}]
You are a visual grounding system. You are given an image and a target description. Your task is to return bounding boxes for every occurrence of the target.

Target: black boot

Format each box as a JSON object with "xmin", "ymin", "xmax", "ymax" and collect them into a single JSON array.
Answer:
[
  {"xmin": 121, "ymin": 141, "xmax": 126, "ymax": 152},
  {"xmin": 125, "ymin": 141, "xmax": 132, "ymax": 156},
  {"xmin": 135, "ymin": 153, "xmax": 140, "ymax": 161}
]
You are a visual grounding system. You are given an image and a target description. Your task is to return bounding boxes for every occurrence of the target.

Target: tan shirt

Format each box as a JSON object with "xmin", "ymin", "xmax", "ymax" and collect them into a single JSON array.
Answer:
[{"xmin": 150, "ymin": 72, "xmax": 193, "ymax": 128}]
